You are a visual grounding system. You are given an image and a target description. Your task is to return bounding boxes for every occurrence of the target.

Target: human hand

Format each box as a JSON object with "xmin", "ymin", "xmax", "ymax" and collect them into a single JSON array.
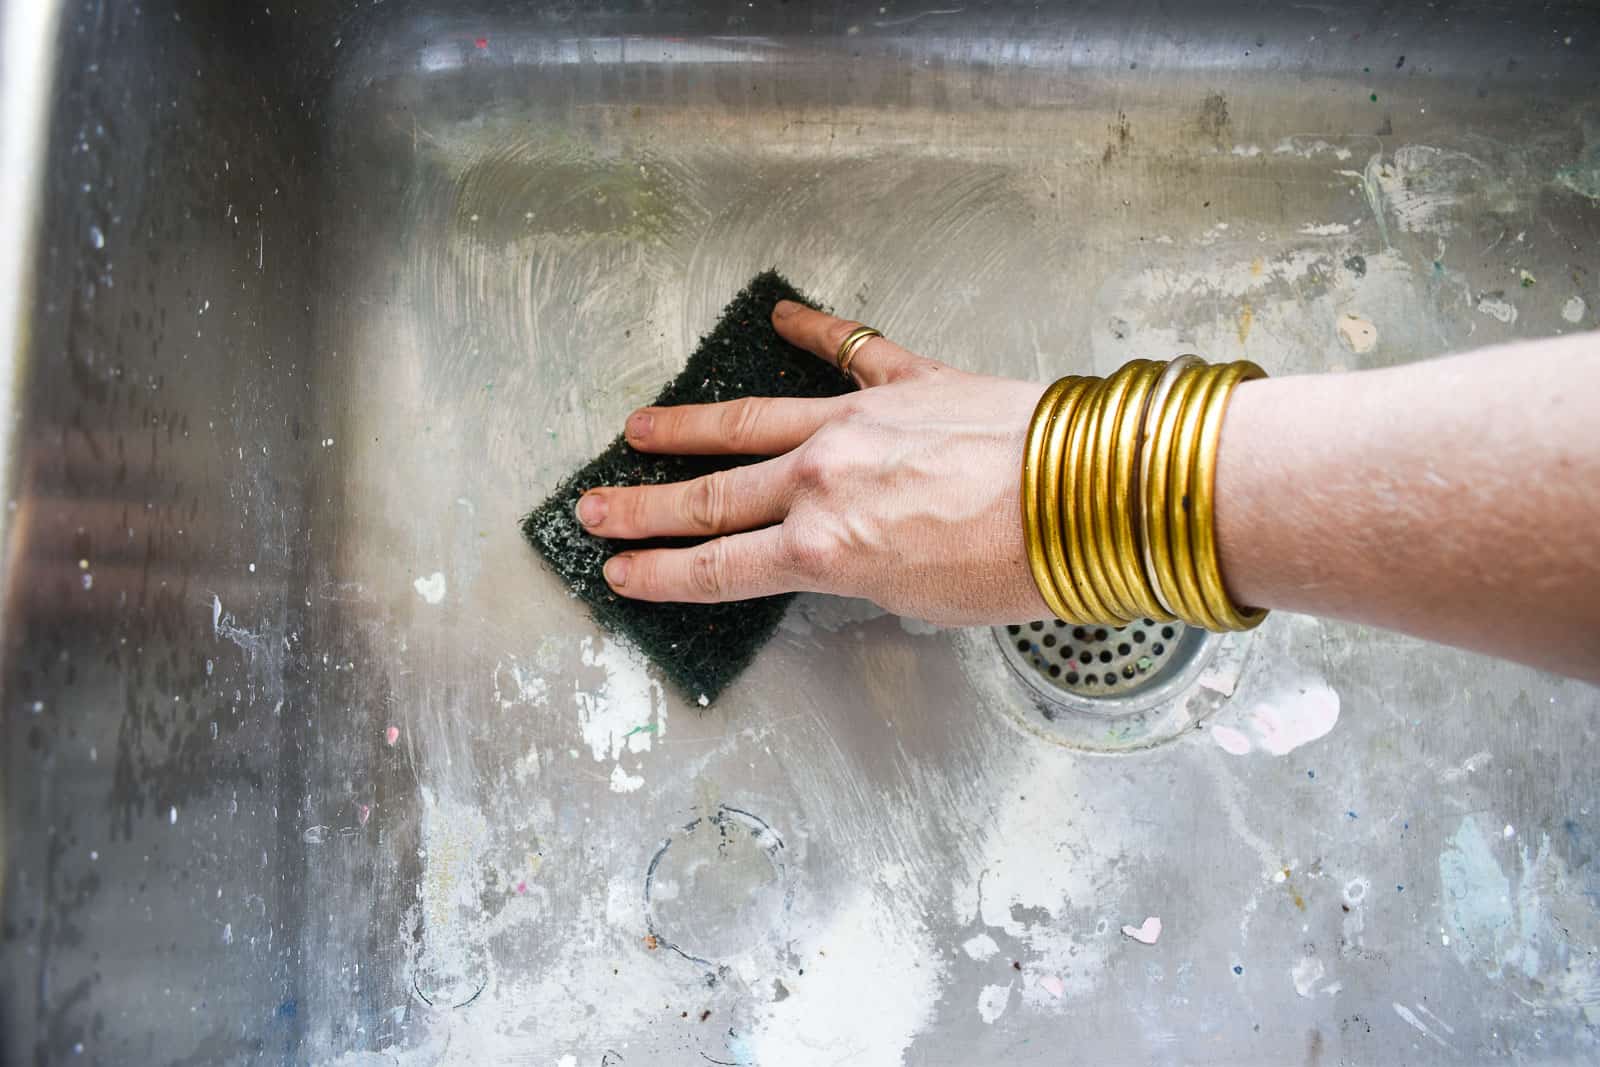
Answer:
[{"xmin": 573, "ymin": 301, "xmax": 1051, "ymax": 625}]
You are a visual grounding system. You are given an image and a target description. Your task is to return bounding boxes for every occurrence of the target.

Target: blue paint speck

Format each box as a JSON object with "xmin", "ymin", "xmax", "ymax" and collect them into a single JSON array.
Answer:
[
  {"xmin": 1397, "ymin": 884, "xmax": 1405, "ymax": 892},
  {"xmin": 1346, "ymin": 811, "xmax": 1359, "ymax": 820},
  {"xmin": 1307, "ymin": 769, "xmax": 1315, "ymax": 779},
  {"xmin": 276, "ymin": 998, "xmax": 298, "ymax": 1019},
  {"xmin": 1233, "ymin": 965, "xmax": 1244, "ymax": 975}
]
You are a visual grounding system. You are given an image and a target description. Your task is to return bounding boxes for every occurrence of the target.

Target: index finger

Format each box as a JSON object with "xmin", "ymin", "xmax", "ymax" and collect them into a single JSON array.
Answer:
[{"xmin": 771, "ymin": 300, "xmax": 932, "ymax": 387}]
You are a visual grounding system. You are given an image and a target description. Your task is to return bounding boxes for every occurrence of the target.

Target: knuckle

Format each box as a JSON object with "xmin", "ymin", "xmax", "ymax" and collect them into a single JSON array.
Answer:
[
  {"xmin": 792, "ymin": 442, "xmax": 831, "ymax": 489},
  {"xmin": 784, "ymin": 522, "xmax": 838, "ymax": 580},
  {"xmin": 683, "ymin": 473, "xmax": 725, "ymax": 531},
  {"xmin": 718, "ymin": 397, "xmax": 765, "ymax": 449},
  {"xmin": 689, "ymin": 542, "xmax": 726, "ymax": 598}
]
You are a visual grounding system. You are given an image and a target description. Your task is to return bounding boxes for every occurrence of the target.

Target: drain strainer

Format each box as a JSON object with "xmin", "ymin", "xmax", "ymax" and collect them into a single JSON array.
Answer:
[
  {"xmin": 1002, "ymin": 618, "xmax": 1191, "ymax": 697},
  {"xmin": 991, "ymin": 616, "xmax": 1245, "ymax": 751}
]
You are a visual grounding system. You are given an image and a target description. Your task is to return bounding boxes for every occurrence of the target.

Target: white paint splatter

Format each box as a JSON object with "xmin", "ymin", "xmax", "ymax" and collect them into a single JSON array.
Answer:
[
  {"xmin": 1292, "ymin": 955, "xmax": 1325, "ymax": 998},
  {"xmin": 575, "ymin": 637, "xmax": 666, "ymax": 762},
  {"xmin": 1337, "ymin": 313, "xmax": 1379, "ymax": 353},
  {"xmin": 1476, "ymin": 295, "xmax": 1518, "ymax": 324},
  {"xmin": 222, "ymin": 923, "xmax": 233, "ymax": 945},
  {"xmin": 168, "ymin": 806, "xmax": 177, "ymax": 825},
  {"xmin": 1437, "ymin": 750, "xmax": 1492, "ymax": 783},
  {"xmin": 745, "ymin": 890, "xmax": 943, "ymax": 1067},
  {"xmin": 1231, "ymin": 144, "xmax": 1263, "ymax": 157},
  {"xmin": 1120, "ymin": 916, "xmax": 1162, "ymax": 945},
  {"xmin": 494, "ymin": 656, "xmax": 549, "ymax": 711},
  {"xmin": 556, "ymin": 1055, "xmax": 577, "ymax": 1067},
  {"xmin": 1207, "ymin": 678, "xmax": 1341, "ymax": 756},
  {"xmin": 1393, "ymin": 1002, "xmax": 1452, "ymax": 1050},
  {"xmin": 1370, "ymin": 145, "xmax": 1489, "ymax": 236},
  {"xmin": 607, "ymin": 765, "xmax": 644, "ymax": 793},
  {"xmin": 1563, "ymin": 295, "xmax": 1587, "ymax": 323},
  {"xmin": 961, "ymin": 933, "xmax": 999, "ymax": 961},
  {"xmin": 1299, "ymin": 222, "xmax": 1351, "ymax": 235},
  {"xmin": 977, "ymin": 983, "xmax": 1011, "ymax": 1023},
  {"xmin": 413, "ymin": 571, "xmax": 447, "ymax": 605}
]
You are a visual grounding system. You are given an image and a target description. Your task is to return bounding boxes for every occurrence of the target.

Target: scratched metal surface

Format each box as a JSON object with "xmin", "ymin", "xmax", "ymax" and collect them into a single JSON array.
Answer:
[{"xmin": 4, "ymin": 1, "xmax": 1600, "ymax": 1064}]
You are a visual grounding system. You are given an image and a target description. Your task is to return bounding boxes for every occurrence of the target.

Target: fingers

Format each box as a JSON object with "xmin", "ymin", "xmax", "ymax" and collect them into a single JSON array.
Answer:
[
  {"xmin": 603, "ymin": 526, "xmax": 795, "ymax": 603},
  {"xmin": 771, "ymin": 300, "xmax": 932, "ymax": 387},
  {"xmin": 624, "ymin": 395, "xmax": 843, "ymax": 456},
  {"xmin": 577, "ymin": 456, "xmax": 792, "ymax": 539}
]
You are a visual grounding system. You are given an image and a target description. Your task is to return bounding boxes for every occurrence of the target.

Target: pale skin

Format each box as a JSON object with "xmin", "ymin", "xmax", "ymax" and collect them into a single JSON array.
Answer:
[{"xmin": 576, "ymin": 300, "xmax": 1600, "ymax": 684}]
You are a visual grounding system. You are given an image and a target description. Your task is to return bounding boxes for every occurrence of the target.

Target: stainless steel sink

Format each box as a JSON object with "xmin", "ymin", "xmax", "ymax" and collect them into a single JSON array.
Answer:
[{"xmin": 4, "ymin": 2, "xmax": 1600, "ymax": 1063}]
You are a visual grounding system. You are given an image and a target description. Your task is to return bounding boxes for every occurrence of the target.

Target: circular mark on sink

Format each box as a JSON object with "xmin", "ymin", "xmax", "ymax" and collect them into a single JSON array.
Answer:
[
  {"xmin": 646, "ymin": 805, "xmax": 790, "ymax": 967},
  {"xmin": 412, "ymin": 959, "xmax": 489, "ymax": 1010}
]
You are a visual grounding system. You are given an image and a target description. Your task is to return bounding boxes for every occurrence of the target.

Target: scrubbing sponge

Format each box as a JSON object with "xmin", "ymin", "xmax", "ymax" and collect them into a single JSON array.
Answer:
[{"xmin": 521, "ymin": 271, "xmax": 854, "ymax": 705}]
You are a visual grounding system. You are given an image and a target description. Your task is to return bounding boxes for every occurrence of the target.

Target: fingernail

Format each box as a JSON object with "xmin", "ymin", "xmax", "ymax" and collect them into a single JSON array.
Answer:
[
  {"xmin": 773, "ymin": 299, "xmax": 801, "ymax": 319},
  {"xmin": 604, "ymin": 555, "xmax": 631, "ymax": 588},
  {"xmin": 626, "ymin": 411, "xmax": 653, "ymax": 440},
  {"xmin": 576, "ymin": 492, "xmax": 607, "ymax": 528}
]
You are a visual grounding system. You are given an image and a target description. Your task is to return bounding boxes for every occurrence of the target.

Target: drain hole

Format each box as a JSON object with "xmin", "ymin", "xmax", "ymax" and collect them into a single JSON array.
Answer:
[
  {"xmin": 1016, "ymin": 640, "xmax": 1030, "ymax": 652},
  {"xmin": 1030, "ymin": 621, "xmax": 1045, "ymax": 631},
  {"xmin": 1153, "ymin": 643, "xmax": 1165, "ymax": 655},
  {"xmin": 1060, "ymin": 646, "xmax": 1074, "ymax": 660},
  {"xmin": 1042, "ymin": 634, "xmax": 1057, "ymax": 647},
  {"xmin": 1117, "ymin": 642, "xmax": 1131, "ymax": 655},
  {"xmin": 1066, "ymin": 671, "xmax": 1080, "ymax": 683},
  {"xmin": 1133, "ymin": 630, "xmax": 1145, "ymax": 643},
  {"xmin": 1161, "ymin": 626, "xmax": 1175, "ymax": 639},
  {"xmin": 1048, "ymin": 665, "xmax": 1061, "ymax": 677},
  {"xmin": 1094, "ymin": 628, "xmax": 1109, "ymax": 641},
  {"xmin": 1098, "ymin": 651, "xmax": 1112, "ymax": 664},
  {"xmin": 1007, "ymin": 625, "xmax": 1021, "ymax": 635},
  {"xmin": 1104, "ymin": 673, "xmax": 1117, "ymax": 686}
]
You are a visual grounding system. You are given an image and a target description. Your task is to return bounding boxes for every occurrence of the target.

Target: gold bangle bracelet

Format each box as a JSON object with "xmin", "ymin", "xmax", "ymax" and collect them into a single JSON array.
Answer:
[
  {"xmin": 1108, "ymin": 359, "xmax": 1168, "ymax": 620},
  {"xmin": 1144, "ymin": 362, "xmax": 1206, "ymax": 625},
  {"xmin": 1165, "ymin": 364, "xmax": 1226, "ymax": 631},
  {"xmin": 1020, "ymin": 356, "xmax": 1269, "ymax": 633},
  {"xmin": 1137, "ymin": 356, "xmax": 1198, "ymax": 618},
  {"xmin": 1044, "ymin": 378, "xmax": 1104, "ymax": 622},
  {"xmin": 1190, "ymin": 360, "xmax": 1268, "ymax": 631},
  {"xmin": 1062, "ymin": 377, "xmax": 1125, "ymax": 623},
  {"xmin": 1085, "ymin": 365, "xmax": 1143, "ymax": 619},
  {"xmin": 1021, "ymin": 378, "xmax": 1080, "ymax": 622}
]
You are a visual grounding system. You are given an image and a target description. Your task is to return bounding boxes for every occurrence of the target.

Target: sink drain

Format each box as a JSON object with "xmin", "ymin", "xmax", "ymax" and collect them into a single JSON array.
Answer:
[
  {"xmin": 991, "ymin": 616, "xmax": 1246, "ymax": 751},
  {"xmin": 1001, "ymin": 618, "xmax": 1191, "ymax": 697}
]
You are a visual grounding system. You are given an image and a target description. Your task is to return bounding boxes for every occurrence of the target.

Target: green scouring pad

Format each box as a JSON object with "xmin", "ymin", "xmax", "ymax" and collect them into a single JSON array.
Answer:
[{"xmin": 520, "ymin": 271, "xmax": 855, "ymax": 705}]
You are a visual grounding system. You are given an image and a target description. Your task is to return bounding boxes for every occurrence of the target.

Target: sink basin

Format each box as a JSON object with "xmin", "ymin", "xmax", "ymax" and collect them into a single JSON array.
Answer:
[{"xmin": 4, "ymin": 1, "xmax": 1599, "ymax": 1063}]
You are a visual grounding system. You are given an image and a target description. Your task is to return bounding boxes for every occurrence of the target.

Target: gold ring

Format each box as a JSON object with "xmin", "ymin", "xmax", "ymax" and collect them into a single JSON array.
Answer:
[{"xmin": 835, "ymin": 325, "xmax": 882, "ymax": 376}]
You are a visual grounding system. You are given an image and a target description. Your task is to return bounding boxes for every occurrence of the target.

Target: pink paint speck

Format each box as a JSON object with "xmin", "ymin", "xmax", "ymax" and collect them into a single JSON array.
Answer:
[
  {"xmin": 475, "ymin": 37, "xmax": 489, "ymax": 49},
  {"xmin": 516, "ymin": 880, "xmax": 527, "ymax": 894},
  {"xmin": 384, "ymin": 725, "xmax": 399, "ymax": 747},
  {"xmin": 357, "ymin": 803, "xmax": 371, "ymax": 826},
  {"xmin": 1039, "ymin": 974, "xmax": 1065, "ymax": 999}
]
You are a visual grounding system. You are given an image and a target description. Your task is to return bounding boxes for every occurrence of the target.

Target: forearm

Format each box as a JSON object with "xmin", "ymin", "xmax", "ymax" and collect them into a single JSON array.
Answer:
[{"xmin": 1215, "ymin": 332, "xmax": 1600, "ymax": 681}]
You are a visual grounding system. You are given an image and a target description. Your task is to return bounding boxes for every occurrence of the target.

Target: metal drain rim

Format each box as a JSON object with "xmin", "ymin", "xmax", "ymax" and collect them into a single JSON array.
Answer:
[{"xmin": 985, "ymin": 617, "xmax": 1247, "ymax": 753}]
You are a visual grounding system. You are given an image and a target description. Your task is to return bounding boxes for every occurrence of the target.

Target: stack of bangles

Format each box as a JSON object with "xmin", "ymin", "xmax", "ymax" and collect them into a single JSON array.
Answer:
[{"xmin": 1021, "ymin": 357, "xmax": 1269, "ymax": 632}]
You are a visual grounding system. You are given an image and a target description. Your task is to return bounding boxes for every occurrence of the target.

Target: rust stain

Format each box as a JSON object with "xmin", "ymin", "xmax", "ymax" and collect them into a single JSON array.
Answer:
[{"xmin": 1236, "ymin": 304, "xmax": 1254, "ymax": 345}]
